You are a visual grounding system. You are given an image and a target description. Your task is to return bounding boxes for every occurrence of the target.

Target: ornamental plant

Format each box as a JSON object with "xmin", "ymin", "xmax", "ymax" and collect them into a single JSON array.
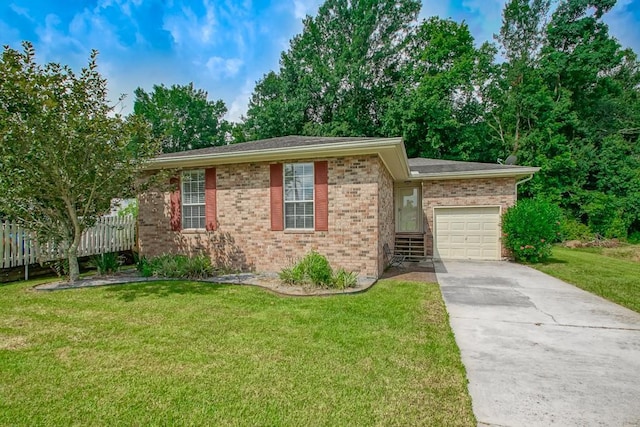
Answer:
[
  {"xmin": 279, "ymin": 251, "xmax": 357, "ymax": 289},
  {"xmin": 502, "ymin": 198, "xmax": 562, "ymax": 263}
]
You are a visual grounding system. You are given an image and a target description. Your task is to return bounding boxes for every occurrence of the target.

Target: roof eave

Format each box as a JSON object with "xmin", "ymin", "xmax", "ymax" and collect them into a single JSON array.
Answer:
[
  {"xmin": 146, "ymin": 138, "xmax": 411, "ymax": 180},
  {"xmin": 409, "ymin": 167, "xmax": 540, "ymax": 181}
]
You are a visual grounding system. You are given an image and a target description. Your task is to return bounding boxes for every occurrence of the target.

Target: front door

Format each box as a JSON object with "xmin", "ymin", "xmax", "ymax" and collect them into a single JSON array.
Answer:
[{"xmin": 395, "ymin": 186, "xmax": 422, "ymax": 233}]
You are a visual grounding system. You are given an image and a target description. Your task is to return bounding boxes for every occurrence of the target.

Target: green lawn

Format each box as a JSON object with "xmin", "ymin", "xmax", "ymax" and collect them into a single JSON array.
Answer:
[
  {"xmin": 0, "ymin": 278, "xmax": 474, "ymax": 426},
  {"xmin": 534, "ymin": 246, "xmax": 640, "ymax": 313}
]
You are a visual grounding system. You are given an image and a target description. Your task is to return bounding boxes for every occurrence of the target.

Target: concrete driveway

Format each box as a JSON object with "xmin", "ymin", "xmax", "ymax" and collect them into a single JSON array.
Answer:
[{"xmin": 436, "ymin": 260, "xmax": 640, "ymax": 427}]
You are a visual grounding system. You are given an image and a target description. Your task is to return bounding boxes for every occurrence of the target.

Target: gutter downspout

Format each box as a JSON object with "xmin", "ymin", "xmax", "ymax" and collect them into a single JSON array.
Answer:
[{"xmin": 515, "ymin": 174, "xmax": 534, "ymax": 200}]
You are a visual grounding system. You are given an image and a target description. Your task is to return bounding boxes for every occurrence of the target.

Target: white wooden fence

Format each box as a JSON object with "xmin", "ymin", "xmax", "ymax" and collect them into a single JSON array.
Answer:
[{"xmin": 0, "ymin": 216, "xmax": 136, "ymax": 269}]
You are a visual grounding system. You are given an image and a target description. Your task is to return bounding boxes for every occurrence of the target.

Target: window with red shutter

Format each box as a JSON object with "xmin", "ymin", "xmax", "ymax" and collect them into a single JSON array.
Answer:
[
  {"xmin": 205, "ymin": 168, "xmax": 217, "ymax": 231},
  {"xmin": 314, "ymin": 161, "xmax": 328, "ymax": 231},
  {"xmin": 270, "ymin": 163, "xmax": 284, "ymax": 231}
]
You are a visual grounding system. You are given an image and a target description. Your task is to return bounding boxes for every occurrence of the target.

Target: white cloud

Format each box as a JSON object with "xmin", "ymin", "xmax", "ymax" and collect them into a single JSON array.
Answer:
[
  {"xmin": 206, "ymin": 56, "xmax": 243, "ymax": 77},
  {"xmin": 605, "ymin": 0, "xmax": 640, "ymax": 54},
  {"xmin": 462, "ymin": 0, "xmax": 506, "ymax": 38},
  {"xmin": 9, "ymin": 3, "xmax": 32, "ymax": 19},
  {"xmin": 227, "ymin": 78, "xmax": 254, "ymax": 123},
  {"xmin": 163, "ymin": 0, "xmax": 217, "ymax": 47}
]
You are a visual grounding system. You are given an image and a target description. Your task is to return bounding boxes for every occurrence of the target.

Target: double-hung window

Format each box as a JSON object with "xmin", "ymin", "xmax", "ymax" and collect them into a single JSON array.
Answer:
[
  {"xmin": 284, "ymin": 163, "xmax": 314, "ymax": 229},
  {"xmin": 181, "ymin": 170, "xmax": 205, "ymax": 229}
]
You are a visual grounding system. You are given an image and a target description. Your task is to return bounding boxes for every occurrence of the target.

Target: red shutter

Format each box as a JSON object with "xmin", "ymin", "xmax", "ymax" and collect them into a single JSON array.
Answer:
[
  {"xmin": 205, "ymin": 168, "xmax": 217, "ymax": 231},
  {"xmin": 169, "ymin": 176, "xmax": 181, "ymax": 231},
  {"xmin": 270, "ymin": 163, "xmax": 284, "ymax": 231},
  {"xmin": 314, "ymin": 161, "xmax": 329, "ymax": 231}
]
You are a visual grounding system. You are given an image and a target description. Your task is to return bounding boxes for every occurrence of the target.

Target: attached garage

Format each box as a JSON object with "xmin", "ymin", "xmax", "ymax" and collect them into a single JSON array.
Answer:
[{"xmin": 434, "ymin": 207, "xmax": 501, "ymax": 260}]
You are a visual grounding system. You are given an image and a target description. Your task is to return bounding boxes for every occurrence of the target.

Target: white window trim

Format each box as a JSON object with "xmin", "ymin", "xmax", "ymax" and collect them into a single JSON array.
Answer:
[
  {"xmin": 181, "ymin": 169, "xmax": 206, "ymax": 230},
  {"xmin": 283, "ymin": 162, "xmax": 314, "ymax": 230}
]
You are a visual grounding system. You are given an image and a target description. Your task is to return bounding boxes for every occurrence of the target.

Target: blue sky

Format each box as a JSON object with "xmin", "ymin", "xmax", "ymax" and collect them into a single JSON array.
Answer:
[{"xmin": 1, "ymin": 0, "xmax": 638, "ymax": 122}]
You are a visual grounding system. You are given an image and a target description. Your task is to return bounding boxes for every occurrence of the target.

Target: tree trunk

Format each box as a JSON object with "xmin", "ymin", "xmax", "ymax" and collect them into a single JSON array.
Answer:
[
  {"xmin": 63, "ymin": 197, "xmax": 83, "ymax": 283},
  {"xmin": 66, "ymin": 219, "xmax": 83, "ymax": 283},
  {"xmin": 67, "ymin": 246, "xmax": 80, "ymax": 283}
]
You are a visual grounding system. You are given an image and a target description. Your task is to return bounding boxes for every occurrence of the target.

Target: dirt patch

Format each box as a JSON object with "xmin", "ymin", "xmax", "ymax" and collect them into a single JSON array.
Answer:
[
  {"xmin": 382, "ymin": 260, "xmax": 438, "ymax": 283},
  {"xmin": 0, "ymin": 335, "xmax": 28, "ymax": 350}
]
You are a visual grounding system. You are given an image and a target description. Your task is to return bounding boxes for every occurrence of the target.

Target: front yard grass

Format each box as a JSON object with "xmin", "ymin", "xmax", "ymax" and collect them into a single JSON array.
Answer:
[
  {"xmin": 534, "ymin": 246, "xmax": 640, "ymax": 313},
  {"xmin": 0, "ymin": 278, "xmax": 474, "ymax": 426}
]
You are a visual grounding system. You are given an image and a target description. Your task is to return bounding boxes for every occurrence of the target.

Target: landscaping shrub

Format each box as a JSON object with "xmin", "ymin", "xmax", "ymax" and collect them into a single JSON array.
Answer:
[
  {"xmin": 332, "ymin": 268, "xmax": 358, "ymax": 289},
  {"xmin": 279, "ymin": 251, "xmax": 357, "ymax": 289},
  {"xmin": 135, "ymin": 256, "xmax": 154, "ymax": 277},
  {"xmin": 502, "ymin": 198, "xmax": 562, "ymax": 263},
  {"xmin": 138, "ymin": 253, "xmax": 215, "ymax": 279},
  {"xmin": 560, "ymin": 217, "xmax": 593, "ymax": 242},
  {"xmin": 90, "ymin": 252, "xmax": 122, "ymax": 275}
]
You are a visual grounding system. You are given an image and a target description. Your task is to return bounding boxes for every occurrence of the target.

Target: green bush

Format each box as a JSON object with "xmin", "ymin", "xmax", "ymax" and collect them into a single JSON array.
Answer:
[
  {"xmin": 138, "ymin": 253, "xmax": 215, "ymax": 279},
  {"xmin": 332, "ymin": 268, "xmax": 358, "ymax": 290},
  {"xmin": 560, "ymin": 217, "xmax": 593, "ymax": 241},
  {"xmin": 279, "ymin": 251, "xmax": 357, "ymax": 289},
  {"xmin": 502, "ymin": 198, "xmax": 562, "ymax": 263},
  {"xmin": 304, "ymin": 251, "xmax": 333, "ymax": 286},
  {"xmin": 90, "ymin": 252, "xmax": 122, "ymax": 275}
]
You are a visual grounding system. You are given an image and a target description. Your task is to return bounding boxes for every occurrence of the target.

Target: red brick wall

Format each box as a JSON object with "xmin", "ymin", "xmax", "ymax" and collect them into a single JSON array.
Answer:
[
  {"xmin": 138, "ymin": 156, "xmax": 387, "ymax": 277},
  {"xmin": 377, "ymin": 163, "xmax": 394, "ymax": 275},
  {"xmin": 421, "ymin": 177, "xmax": 517, "ymax": 257}
]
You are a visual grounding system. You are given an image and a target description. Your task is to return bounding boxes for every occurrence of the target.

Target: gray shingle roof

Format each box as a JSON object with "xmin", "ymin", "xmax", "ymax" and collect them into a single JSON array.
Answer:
[
  {"xmin": 157, "ymin": 135, "xmax": 379, "ymax": 159},
  {"xmin": 152, "ymin": 135, "xmax": 538, "ymax": 178},
  {"xmin": 408, "ymin": 158, "xmax": 531, "ymax": 175}
]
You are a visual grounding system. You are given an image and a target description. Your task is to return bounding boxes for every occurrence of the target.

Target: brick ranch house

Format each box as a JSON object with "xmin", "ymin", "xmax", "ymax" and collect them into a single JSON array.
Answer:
[{"xmin": 138, "ymin": 136, "xmax": 539, "ymax": 278}]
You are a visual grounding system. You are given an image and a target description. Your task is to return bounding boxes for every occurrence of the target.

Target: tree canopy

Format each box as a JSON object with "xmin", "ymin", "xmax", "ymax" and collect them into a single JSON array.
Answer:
[
  {"xmin": 244, "ymin": 0, "xmax": 421, "ymax": 140},
  {"xmin": 133, "ymin": 83, "xmax": 229, "ymax": 153},
  {"xmin": 242, "ymin": 0, "xmax": 640, "ymax": 238},
  {"xmin": 0, "ymin": 42, "xmax": 158, "ymax": 281}
]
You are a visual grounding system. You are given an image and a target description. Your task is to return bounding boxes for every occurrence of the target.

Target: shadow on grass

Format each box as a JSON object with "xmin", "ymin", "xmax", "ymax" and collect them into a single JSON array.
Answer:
[{"xmin": 103, "ymin": 280, "xmax": 232, "ymax": 302}]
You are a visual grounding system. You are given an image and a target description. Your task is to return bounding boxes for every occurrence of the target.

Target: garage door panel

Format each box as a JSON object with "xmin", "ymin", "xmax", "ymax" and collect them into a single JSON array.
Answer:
[
  {"xmin": 483, "ymin": 222, "xmax": 498, "ymax": 231},
  {"xmin": 450, "ymin": 235, "xmax": 466, "ymax": 244},
  {"xmin": 451, "ymin": 222, "xmax": 465, "ymax": 231},
  {"xmin": 466, "ymin": 222, "xmax": 481, "ymax": 231},
  {"xmin": 466, "ymin": 235, "xmax": 482, "ymax": 244},
  {"xmin": 435, "ymin": 207, "xmax": 500, "ymax": 260}
]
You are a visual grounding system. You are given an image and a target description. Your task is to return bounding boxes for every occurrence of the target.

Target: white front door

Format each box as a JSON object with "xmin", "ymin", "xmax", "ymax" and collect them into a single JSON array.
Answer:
[{"xmin": 395, "ymin": 186, "xmax": 422, "ymax": 233}]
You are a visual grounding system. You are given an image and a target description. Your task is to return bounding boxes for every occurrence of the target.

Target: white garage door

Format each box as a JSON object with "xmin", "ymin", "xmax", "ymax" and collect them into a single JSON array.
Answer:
[{"xmin": 434, "ymin": 207, "xmax": 501, "ymax": 260}]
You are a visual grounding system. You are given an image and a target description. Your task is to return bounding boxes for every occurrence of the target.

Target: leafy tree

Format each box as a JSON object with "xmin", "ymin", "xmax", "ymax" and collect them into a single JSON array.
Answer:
[
  {"xmin": 486, "ymin": 0, "xmax": 640, "ymax": 237},
  {"xmin": 0, "ymin": 42, "xmax": 157, "ymax": 281},
  {"xmin": 243, "ymin": 71, "xmax": 306, "ymax": 140},
  {"xmin": 244, "ymin": 0, "xmax": 421, "ymax": 140},
  {"xmin": 536, "ymin": 0, "xmax": 640, "ymax": 235},
  {"xmin": 383, "ymin": 18, "xmax": 495, "ymax": 160},
  {"xmin": 133, "ymin": 83, "xmax": 229, "ymax": 153}
]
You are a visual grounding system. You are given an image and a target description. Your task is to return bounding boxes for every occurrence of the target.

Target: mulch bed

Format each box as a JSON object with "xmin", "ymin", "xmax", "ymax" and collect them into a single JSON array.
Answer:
[{"xmin": 33, "ymin": 270, "xmax": 378, "ymax": 297}]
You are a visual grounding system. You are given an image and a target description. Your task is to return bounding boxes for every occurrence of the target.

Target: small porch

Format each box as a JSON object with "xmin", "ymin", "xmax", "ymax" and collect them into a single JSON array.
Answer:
[{"xmin": 394, "ymin": 184, "xmax": 426, "ymax": 261}]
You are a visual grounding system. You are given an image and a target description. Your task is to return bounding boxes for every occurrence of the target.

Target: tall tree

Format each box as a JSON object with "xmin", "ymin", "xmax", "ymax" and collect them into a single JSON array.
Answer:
[
  {"xmin": 383, "ymin": 18, "xmax": 495, "ymax": 160},
  {"xmin": 0, "ymin": 42, "xmax": 157, "ymax": 281},
  {"xmin": 487, "ymin": 0, "xmax": 640, "ymax": 236},
  {"xmin": 133, "ymin": 83, "xmax": 229, "ymax": 153},
  {"xmin": 539, "ymin": 0, "xmax": 640, "ymax": 235},
  {"xmin": 487, "ymin": 0, "xmax": 553, "ymax": 157},
  {"xmin": 244, "ymin": 0, "xmax": 421, "ymax": 140}
]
